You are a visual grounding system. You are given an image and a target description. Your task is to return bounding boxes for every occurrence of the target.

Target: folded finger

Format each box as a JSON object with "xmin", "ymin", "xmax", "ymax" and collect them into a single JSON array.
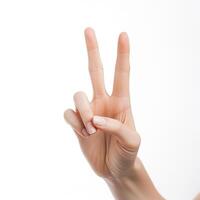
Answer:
[
  {"xmin": 73, "ymin": 91, "xmax": 96, "ymax": 135},
  {"xmin": 64, "ymin": 108, "xmax": 89, "ymax": 137}
]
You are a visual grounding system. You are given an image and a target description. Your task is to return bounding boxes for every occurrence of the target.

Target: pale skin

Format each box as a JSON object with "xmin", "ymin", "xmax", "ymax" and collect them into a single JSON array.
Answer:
[{"xmin": 64, "ymin": 28, "xmax": 199, "ymax": 200}]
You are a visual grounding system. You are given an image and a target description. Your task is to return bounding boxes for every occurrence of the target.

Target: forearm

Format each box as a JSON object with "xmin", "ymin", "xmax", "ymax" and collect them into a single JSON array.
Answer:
[{"xmin": 104, "ymin": 158, "xmax": 165, "ymax": 200}]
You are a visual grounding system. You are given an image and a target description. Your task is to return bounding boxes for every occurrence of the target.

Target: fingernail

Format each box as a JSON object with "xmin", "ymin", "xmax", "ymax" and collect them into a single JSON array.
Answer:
[
  {"xmin": 93, "ymin": 116, "xmax": 106, "ymax": 126},
  {"xmin": 86, "ymin": 122, "xmax": 96, "ymax": 135},
  {"xmin": 82, "ymin": 128, "xmax": 88, "ymax": 136}
]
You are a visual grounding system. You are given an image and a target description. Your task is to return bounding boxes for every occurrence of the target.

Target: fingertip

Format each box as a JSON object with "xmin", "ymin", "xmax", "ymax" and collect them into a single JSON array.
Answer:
[
  {"xmin": 84, "ymin": 27, "xmax": 98, "ymax": 50},
  {"xmin": 64, "ymin": 108, "xmax": 73, "ymax": 122},
  {"xmin": 118, "ymin": 32, "xmax": 130, "ymax": 54},
  {"xmin": 84, "ymin": 27, "xmax": 95, "ymax": 36},
  {"xmin": 119, "ymin": 32, "xmax": 129, "ymax": 41},
  {"xmin": 93, "ymin": 115, "xmax": 106, "ymax": 126}
]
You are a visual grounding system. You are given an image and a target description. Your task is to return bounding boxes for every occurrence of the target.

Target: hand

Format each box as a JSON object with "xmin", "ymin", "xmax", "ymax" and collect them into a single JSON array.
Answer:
[
  {"xmin": 64, "ymin": 28, "xmax": 164, "ymax": 200},
  {"xmin": 64, "ymin": 27, "xmax": 140, "ymax": 178}
]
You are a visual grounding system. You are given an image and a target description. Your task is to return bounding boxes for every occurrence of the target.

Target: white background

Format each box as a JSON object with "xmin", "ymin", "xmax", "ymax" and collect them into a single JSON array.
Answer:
[{"xmin": 0, "ymin": 0, "xmax": 200, "ymax": 199}]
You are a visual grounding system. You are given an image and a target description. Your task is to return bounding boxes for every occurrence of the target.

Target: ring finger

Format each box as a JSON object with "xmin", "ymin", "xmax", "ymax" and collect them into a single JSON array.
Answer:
[{"xmin": 73, "ymin": 91, "xmax": 97, "ymax": 135}]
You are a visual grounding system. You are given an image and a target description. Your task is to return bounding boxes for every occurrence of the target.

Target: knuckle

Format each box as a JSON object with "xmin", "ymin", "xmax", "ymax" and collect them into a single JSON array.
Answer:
[
  {"xmin": 127, "ymin": 132, "xmax": 141, "ymax": 150},
  {"xmin": 64, "ymin": 108, "xmax": 73, "ymax": 114},
  {"xmin": 64, "ymin": 109, "xmax": 73, "ymax": 120},
  {"xmin": 118, "ymin": 129, "xmax": 141, "ymax": 153},
  {"xmin": 116, "ymin": 121, "xmax": 125, "ymax": 132},
  {"xmin": 88, "ymin": 64, "xmax": 104, "ymax": 73},
  {"xmin": 73, "ymin": 91, "xmax": 86, "ymax": 101}
]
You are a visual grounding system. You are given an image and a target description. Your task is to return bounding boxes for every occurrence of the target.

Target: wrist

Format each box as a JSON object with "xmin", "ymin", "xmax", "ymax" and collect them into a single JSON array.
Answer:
[{"xmin": 104, "ymin": 158, "xmax": 164, "ymax": 200}]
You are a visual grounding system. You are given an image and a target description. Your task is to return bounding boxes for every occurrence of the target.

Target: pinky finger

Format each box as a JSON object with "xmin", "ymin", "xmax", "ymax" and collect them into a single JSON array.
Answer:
[{"xmin": 64, "ymin": 109, "xmax": 89, "ymax": 137}]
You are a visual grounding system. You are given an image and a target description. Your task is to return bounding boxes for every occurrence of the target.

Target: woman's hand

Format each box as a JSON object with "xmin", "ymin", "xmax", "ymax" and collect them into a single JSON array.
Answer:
[
  {"xmin": 64, "ymin": 28, "xmax": 164, "ymax": 200},
  {"xmin": 64, "ymin": 28, "xmax": 140, "ymax": 179}
]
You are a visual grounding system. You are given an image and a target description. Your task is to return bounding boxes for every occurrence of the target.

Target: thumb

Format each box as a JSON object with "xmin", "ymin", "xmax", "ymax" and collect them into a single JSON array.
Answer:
[{"xmin": 92, "ymin": 115, "xmax": 140, "ymax": 151}]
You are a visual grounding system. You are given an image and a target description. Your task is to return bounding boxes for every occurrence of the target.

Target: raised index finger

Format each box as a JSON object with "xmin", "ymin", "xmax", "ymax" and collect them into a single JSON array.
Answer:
[{"xmin": 84, "ymin": 28, "xmax": 106, "ymax": 97}]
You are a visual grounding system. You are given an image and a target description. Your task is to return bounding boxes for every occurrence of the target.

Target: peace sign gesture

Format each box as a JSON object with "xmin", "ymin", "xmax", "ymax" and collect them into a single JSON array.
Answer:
[{"xmin": 64, "ymin": 28, "xmax": 141, "ymax": 179}]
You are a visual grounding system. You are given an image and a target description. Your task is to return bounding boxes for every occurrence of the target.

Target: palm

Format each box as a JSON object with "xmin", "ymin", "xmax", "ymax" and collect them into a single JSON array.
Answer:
[
  {"xmin": 77, "ymin": 95, "xmax": 137, "ymax": 178},
  {"xmin": 65, "ymin": 28, "xmax": 140, "ymax": 179}
]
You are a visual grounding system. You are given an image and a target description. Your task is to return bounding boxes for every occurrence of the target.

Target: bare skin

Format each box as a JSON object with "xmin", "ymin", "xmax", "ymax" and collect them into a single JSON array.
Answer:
[
  {"xmin": 64, "ymin": 27, "xmax": 165, "ymax": 200},
  {"xmin": 194, "ymin": 193, "xmax": 200, "ymax": 200}
]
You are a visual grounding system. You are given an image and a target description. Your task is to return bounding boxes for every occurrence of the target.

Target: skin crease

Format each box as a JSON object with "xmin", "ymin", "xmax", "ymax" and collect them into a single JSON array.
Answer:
[{"xmin": 64, "ymin": 28, "xmax": 199, "ymax": 200}]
